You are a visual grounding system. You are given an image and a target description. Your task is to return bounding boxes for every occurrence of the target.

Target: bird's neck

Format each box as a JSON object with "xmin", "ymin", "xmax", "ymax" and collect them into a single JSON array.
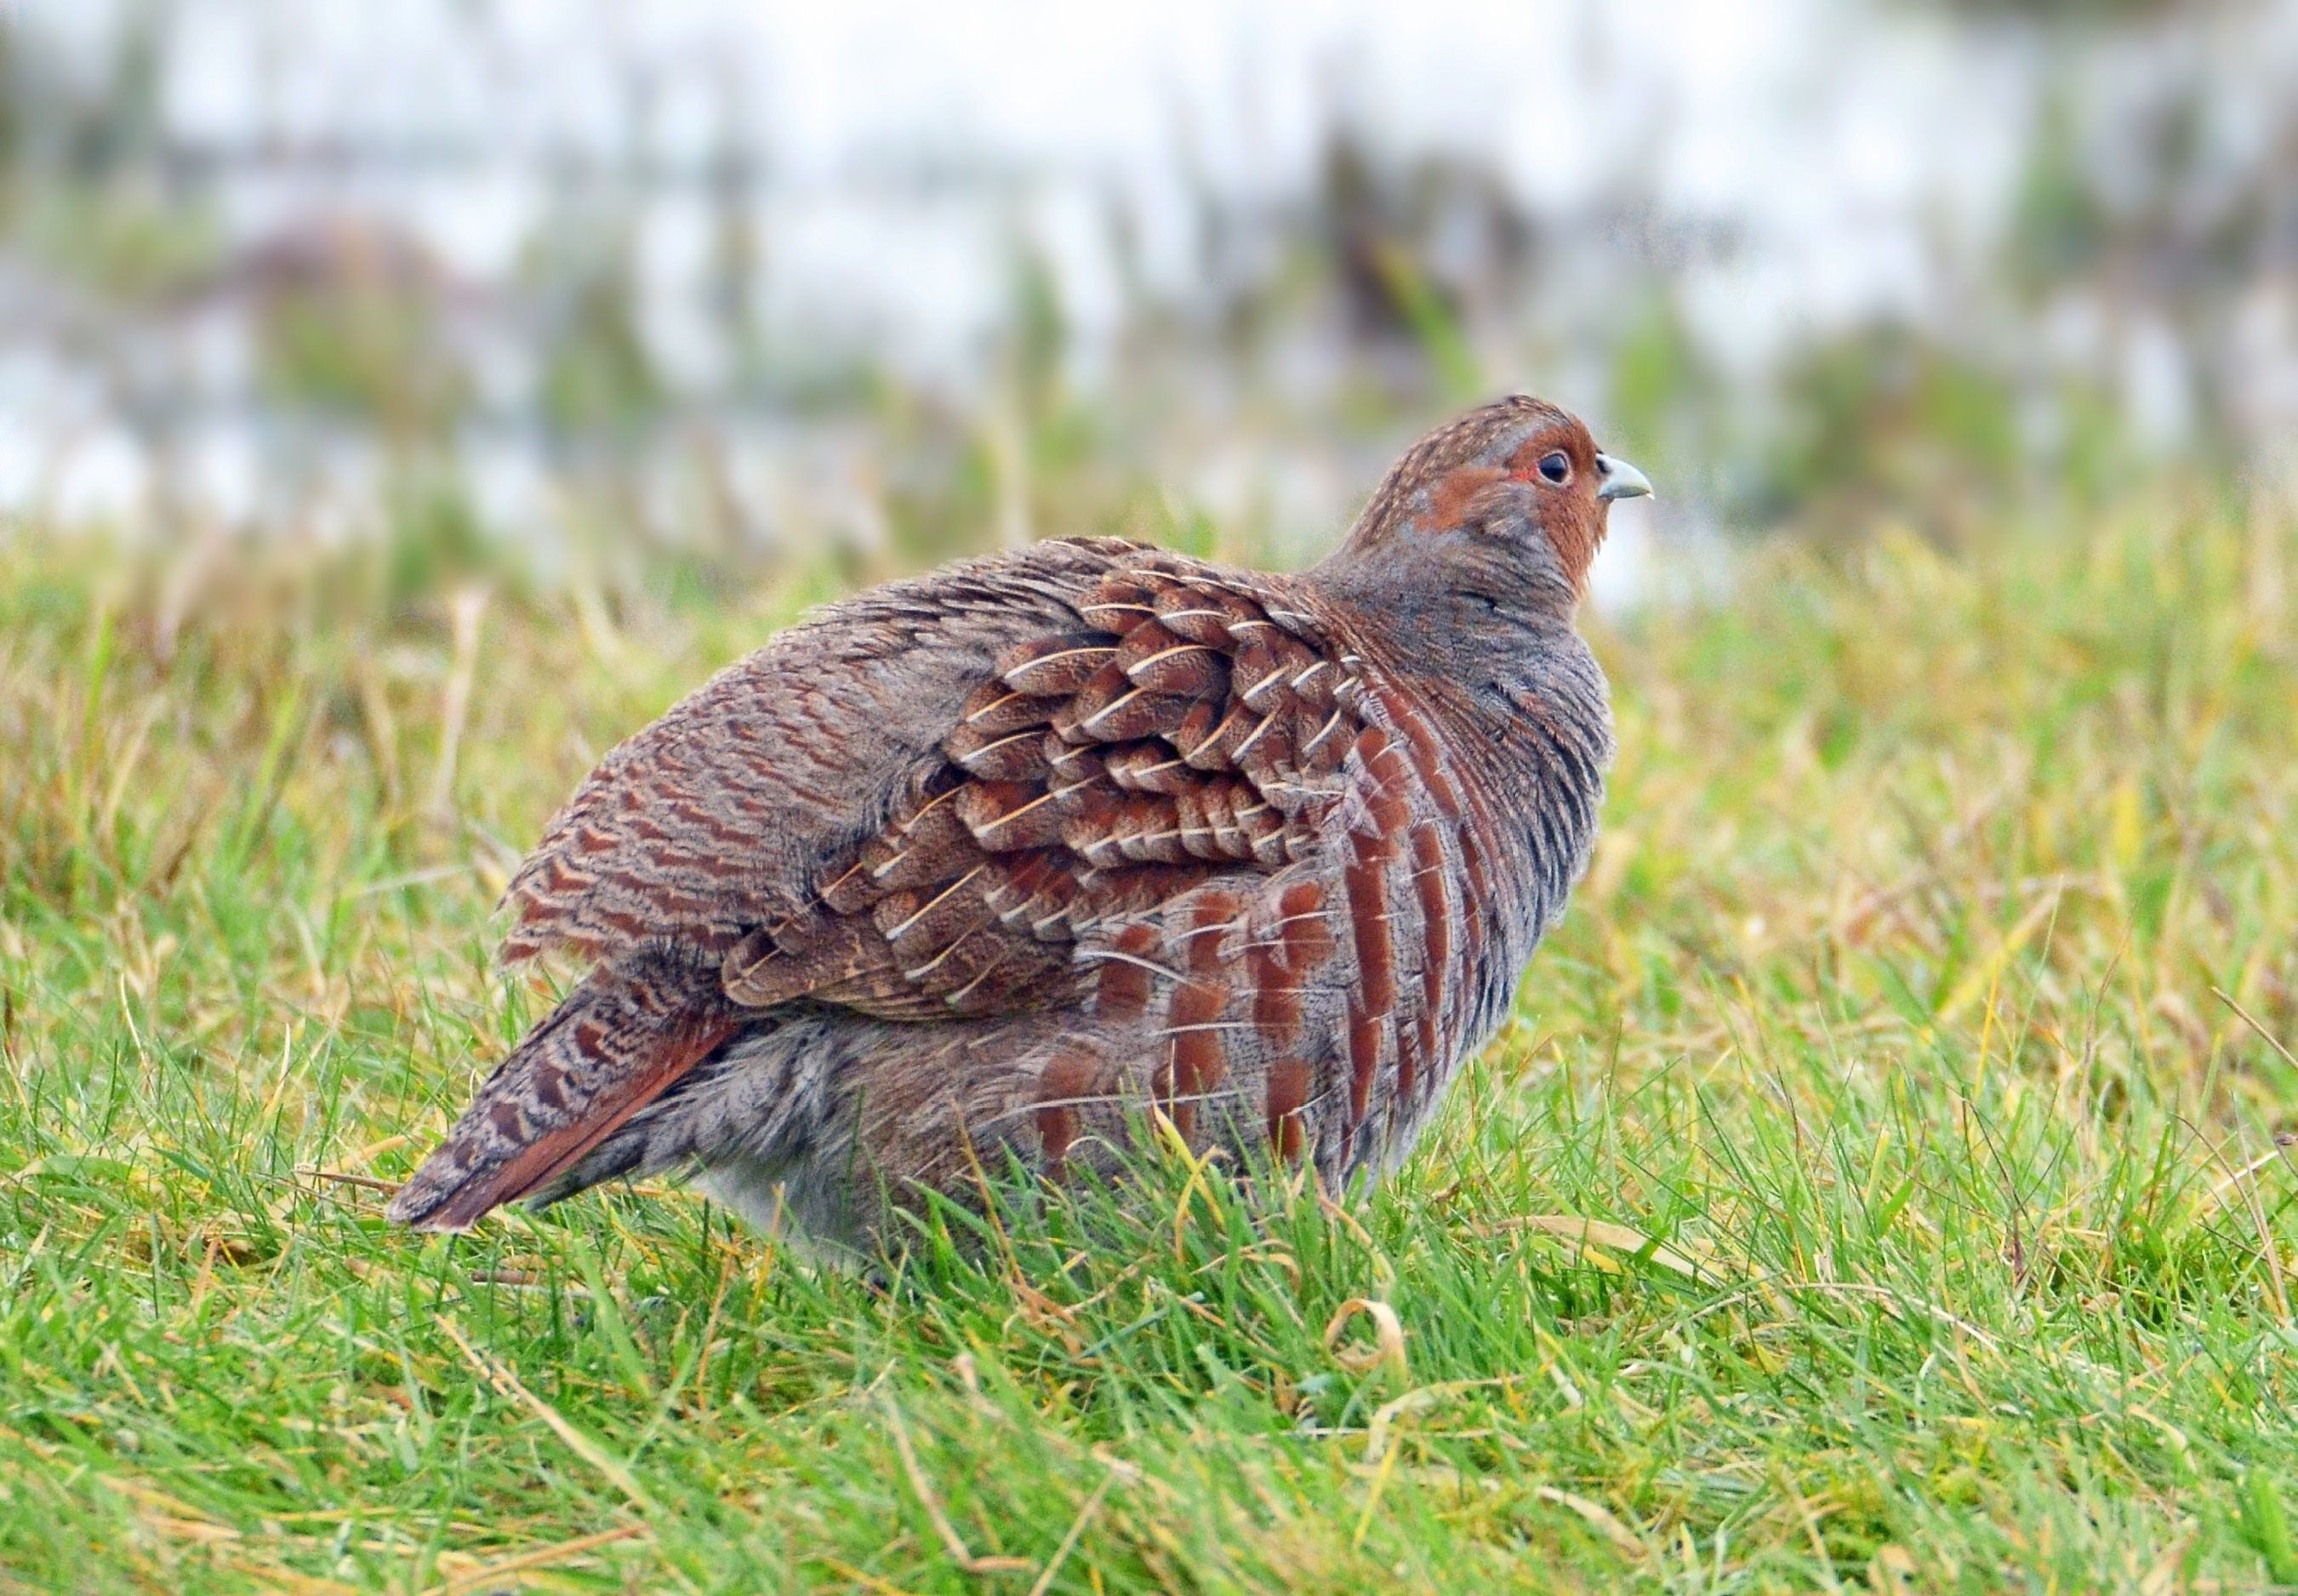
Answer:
[
  {"xmin": 1306, "ymin": 544, "xmax": 1586, "ymax": 716},
  {"xmin": 1304, "ymin": 556, "xmax": 1614, "ymax": 1031}
]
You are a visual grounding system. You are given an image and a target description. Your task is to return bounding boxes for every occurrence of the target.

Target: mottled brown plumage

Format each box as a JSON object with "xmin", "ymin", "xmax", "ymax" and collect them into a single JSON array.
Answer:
[{"xmin": 389, "ymin": 396, "xmax": 1651, "ymax": 1245}]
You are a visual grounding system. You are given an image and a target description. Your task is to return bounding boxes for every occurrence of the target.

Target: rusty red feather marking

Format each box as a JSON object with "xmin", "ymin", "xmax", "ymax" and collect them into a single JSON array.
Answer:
[
  {"xmin": 1096, "ymin": 923, "xmax": 1161, "ymax": 1019},
  {"xmin": 1348, "ymin": 710, "xmax": 1458, "ymax": 1126},
  {"xmin": 1160, "ymin": 890, "xmax": 1244, "ymax": 1137},
  {"xmin": 1265, "ymin": 1057, "xmax": 1311, "ymax": 1163},
  {"xmin": 1389, "ymin": 979, "xmax": 1424, "ymax": 1109},
  {"xmin": 1165, "ymin": 979, "xmax": 1229, "ymax": 1138},
  {"xmin": 1185, "ymin": 890, "xmax": 1243, "ymax": 975},
  {"xmin": 1360, "ymin": 732, "xmax": 1417, "ymax": 841},
  {"xmin": 1380, "ymin": 691, "xmax": 1462, "ymax": 821},
  {"xmin": 1346, "ymin": 1005, "xmax": 1383, "ymax": 1132},
  {"xmin": 1000, "ymin": 634, "xmax": 1117, "ymax": 695},
  {"xmin": 1344, "ymin": 726, "xmax": 1410, "ymax": 1019},
  {"xmin": 1345, "ymin": 834, "xmax": 1396, "ymax": 1012},
  {"xmin": 1423, "ymin": 463, "xmax": 1509, "ymax": 531},
  {"xmin": 1276, "ymin": 880, "xmax": 1336, "ymax": 973},
  {"xmin": 1411, "ymin": 821, "xmax": 1453, "ymax": 1056},
  {"xmin": 1381, "ymin": 685, "xmax": 1494, "ymax": 1016},
  {"xmin": 1247, "ymin": 939, "xmax": 1299, "ymax": 1046},
  {"xmin": 1035, "ymin": 1051, "xmax": 1097, "ymax": 1171}
]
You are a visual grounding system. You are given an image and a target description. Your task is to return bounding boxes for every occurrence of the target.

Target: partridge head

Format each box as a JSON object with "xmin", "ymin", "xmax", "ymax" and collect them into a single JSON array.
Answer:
[{"xmin": 389, "ymin": 395, "xmax": 1651, "ymax": 1251}]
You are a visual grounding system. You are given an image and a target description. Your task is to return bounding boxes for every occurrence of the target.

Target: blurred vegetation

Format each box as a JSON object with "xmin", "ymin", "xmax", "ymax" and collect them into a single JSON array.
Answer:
[
  {"xmin": 13, "ymin": 180, "xmax": 222, "ymax": 302},
  {"xmin": 532, "ymin": 229, "xmax": 663, "ymax": 443},
  {"xmin": 255, "ymin": 274, "xmax": 471, "ymax": 441},
  {"xmin": 1760, "ymin": 325, "xmax": 2027, "ymax": 535},
  {"xmin": 4, "ymin": 2, "xmax": 2292, "ymax": 553}
]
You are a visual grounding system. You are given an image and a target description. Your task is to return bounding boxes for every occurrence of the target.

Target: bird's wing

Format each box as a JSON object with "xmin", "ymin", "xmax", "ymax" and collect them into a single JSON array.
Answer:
[
  {"xmin": 497, "ymin": 537, "xmax": 1158, "ymax": 971},
  {"xmin": 714, "ymin": 550, "xmax": 1371, "ymax": 1021},
  {"xmin": 388, "ymin": 947, "xmax": 742, "ymax": 1229}
]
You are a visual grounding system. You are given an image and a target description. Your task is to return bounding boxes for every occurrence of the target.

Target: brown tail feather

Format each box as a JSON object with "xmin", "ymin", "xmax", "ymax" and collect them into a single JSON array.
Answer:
[{"xmin": 387, "ymin": 955, "xmax": 737, "ymax": 1232}]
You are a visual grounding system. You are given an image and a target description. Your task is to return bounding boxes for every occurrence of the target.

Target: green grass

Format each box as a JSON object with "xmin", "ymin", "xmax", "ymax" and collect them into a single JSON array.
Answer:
[{"xmin": 3, "ymin": 489, "xmax": 2297, "ymax": 1593}]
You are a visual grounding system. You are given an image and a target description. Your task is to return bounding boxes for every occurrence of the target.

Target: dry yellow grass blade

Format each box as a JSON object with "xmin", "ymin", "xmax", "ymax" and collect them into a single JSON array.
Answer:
[
  {"xmin": 1324, "ymin": 1297, "xmax": 1409, "ymax": 1377},
  {"xmin": 439, "ymin": 1316, "xmax": 657, "ymax": 1515},
  {"xmin": 1531, "ymin": 1485, "xmax": 1648, "ymax": 1561},
  {"xmin": 425, "ymin": 1524, "xmax": 650, "ymax": 1594},
  {"xmin": 1492, "ymin": 1213, "xmax": 1706, "ymax": 1279},
  {"xmin": 878, "ymin": 1393, "xmax": 1034, "ymax": 1576}
]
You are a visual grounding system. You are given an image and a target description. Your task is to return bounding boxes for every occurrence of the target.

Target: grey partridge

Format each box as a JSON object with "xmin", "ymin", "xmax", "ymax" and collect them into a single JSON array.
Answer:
[{"xmin": 389, "ymin": 396, "xmax": 1651, "ymax": 1249}]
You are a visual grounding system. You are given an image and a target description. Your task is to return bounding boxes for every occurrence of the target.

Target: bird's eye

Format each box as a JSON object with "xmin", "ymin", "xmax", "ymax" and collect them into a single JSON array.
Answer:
[{"xmin": 1537, "ymin": 452, "xmax": 1571, "ymax": 486}]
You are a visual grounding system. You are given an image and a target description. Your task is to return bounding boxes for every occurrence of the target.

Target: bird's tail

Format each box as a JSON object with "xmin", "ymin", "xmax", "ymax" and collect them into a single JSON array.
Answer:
[{"xmin": 387, "ymin": 953, "xmax": 738, "ymax": 1232}]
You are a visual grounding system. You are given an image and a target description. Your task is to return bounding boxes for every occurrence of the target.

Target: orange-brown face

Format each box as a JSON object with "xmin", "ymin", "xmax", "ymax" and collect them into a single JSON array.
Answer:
[
  {"xmin": 1339, "ymin": 396, "xmax": 1652, "ymax": 597},
  {"xmin": 1497, "ymin": 414, "xmax": 1609, "ymax": 593}
]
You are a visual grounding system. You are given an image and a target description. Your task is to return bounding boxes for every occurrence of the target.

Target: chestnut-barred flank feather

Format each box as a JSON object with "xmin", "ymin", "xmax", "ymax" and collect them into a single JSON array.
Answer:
[
  {"xmin": 391, "ymin": 396, "xmax": 1639, "ymax": 1247},
  {"xmin": 385, "ymin": 949, "xmax": 739, "ymax": 1230}
]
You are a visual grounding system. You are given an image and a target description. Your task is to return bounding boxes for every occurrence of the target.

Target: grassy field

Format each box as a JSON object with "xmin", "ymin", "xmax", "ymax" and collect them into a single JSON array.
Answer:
[{"xmin": 3, "ymin": 490, "xmax": 2297, "ymax": 1594}]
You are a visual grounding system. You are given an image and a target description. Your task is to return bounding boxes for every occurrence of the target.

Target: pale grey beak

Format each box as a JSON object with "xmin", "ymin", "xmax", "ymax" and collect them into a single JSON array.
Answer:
[{"xmin": 1595, "ymin": 453, "xmax": 1653, "ymax": 502}]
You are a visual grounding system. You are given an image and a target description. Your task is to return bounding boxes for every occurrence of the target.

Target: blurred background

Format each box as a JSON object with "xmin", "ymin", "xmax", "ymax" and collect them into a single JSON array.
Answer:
[{"xmin": 3, "ymin": 0, "xmax": 2296, "ymax": 601}]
